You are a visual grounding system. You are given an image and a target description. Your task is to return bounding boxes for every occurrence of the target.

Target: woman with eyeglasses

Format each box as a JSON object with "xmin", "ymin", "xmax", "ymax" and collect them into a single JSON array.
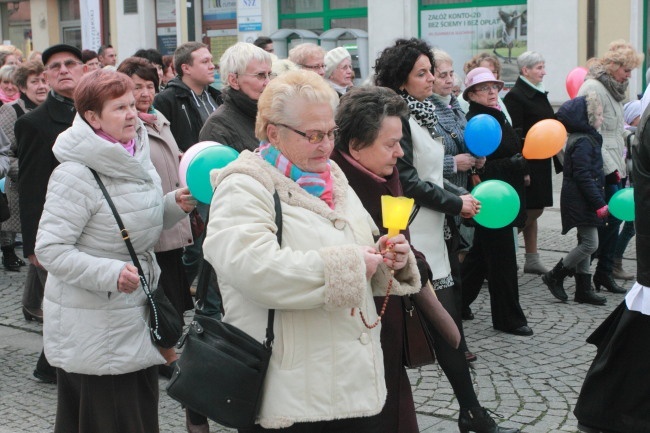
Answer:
[
  {"xmin": 374, "ymin": 38, "xmax": 520, "ymax": 433},
  {"xmin": 288, "ymin": 43, "xmax": 326, "ymax": 77},
  {"xmin": 199, "ymin": 42, "xmax": 272, "ymax": 153},
  {"xmin": 203, "ymin": 69, "xmax": 421, "ymax": 432},
  {"xmin": 324, "ymin": 47, "xmax": 354, "ymax": 96},
  {"xmin": 460, "ymin": 67, "xmax": 531, "ymax": 337}
]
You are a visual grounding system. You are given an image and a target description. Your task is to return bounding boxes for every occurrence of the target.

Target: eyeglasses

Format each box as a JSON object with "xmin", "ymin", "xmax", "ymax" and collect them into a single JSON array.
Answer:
[
  {"xmin": 474, "ymin": 84, "xmax": 501, "ymax": 93},
  {"xmin": 277, "ymin": 123, "xmax": 338, "ymax": 144},
  {"xmin": 301, "ymin": 64, "xmax": 326, "ymax": 71},
  {"xmin": 237, "ymin": 72, "xmax": 275, "ymax": 81},
  {"xmin": 46, "ymin": 59, "xmax": 83, "ymax": 72}
]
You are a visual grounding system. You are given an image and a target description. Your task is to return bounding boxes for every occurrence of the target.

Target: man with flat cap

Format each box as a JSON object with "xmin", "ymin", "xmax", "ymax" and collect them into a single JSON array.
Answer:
[{"xmin": 15, "ymin": 43, "xmax": 86, "ymax": 384}]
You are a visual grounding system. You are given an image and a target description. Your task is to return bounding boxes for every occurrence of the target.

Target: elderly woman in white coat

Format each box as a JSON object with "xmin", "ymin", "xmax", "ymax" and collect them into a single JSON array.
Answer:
[
  {"xmin": 324, "ymin": 46, "xmax": 353, "ymax": 96},
  {"xmin": 35, "ymin": 69, "xmax": 196, "ymax": 433},
  {"xmin": 578, "ymin": 40, "xmax": 643, "ymax": 294},
  {"xmin": 203, "ymin": 69, "xmax": 420, "ymax": 432}
]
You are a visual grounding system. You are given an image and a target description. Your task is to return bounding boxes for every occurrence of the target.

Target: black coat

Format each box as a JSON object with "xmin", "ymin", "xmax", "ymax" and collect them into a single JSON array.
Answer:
[
  {"xmin": 198, "ymin": 87, "xmax": 258, "ymax": 153},
  {"xmin": 633, "ymin": 101, "xmax": 650, "ymax": 286},
  {"xmin": 503, "ymin": 77, "xmax": 555, "ymax": 208},
  {"xmin": 153, "ymin": 77, "xmax": 222, "ymax": 152},
  {"xmin": 556, "ymin": 97, "xmax": 606, "ymax": 234},
  {"xmin": 467, "ymin": 102, "xmax": 527, "ymax": 227},
  {"xmin": 15, "ymin": 92, "xmax": 76, "ymax": 257}
]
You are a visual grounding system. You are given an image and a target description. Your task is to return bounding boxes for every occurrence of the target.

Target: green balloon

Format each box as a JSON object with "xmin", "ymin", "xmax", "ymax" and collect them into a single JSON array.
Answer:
[
  {"xmin": 187, "ymin": 145, "xmax": 239, "ymax": 204},
  {"xmin": 471, "ymin": 180, "xmax": 520, "ymax": 229},
  {"xmin": 608, "ymin": 188, "xmax": 635, "ymax": 221}
]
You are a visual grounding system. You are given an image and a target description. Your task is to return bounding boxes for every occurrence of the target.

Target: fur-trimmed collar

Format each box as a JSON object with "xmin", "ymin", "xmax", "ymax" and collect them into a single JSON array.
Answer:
[{"xmin": 210, "ymin": 150, "xmax": 350, "ymax": 222}]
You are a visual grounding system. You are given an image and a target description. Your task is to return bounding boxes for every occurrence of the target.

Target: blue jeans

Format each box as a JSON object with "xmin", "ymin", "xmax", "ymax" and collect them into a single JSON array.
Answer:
[
  {"xmin": 595, "ymin": 182, "xmax": 622, "ymax": 275},
  {"xmin": 613, "ymin": 220, "xmax": 635, "ymax": 259}
]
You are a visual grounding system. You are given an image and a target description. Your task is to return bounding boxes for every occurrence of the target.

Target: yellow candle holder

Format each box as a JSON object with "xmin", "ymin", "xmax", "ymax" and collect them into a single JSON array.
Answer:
[{"xmin": 381, "ymin": 195, "xmax": 415, "ymax": 238}]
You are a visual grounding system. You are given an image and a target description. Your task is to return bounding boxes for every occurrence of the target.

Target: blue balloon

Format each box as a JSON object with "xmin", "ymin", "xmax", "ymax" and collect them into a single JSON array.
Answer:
[
  {"xmin": 187, "ymin": 145, "xmax": 239, "ymax": 204},
  {"xmin": 0, "ymin": 177, "xmax": 4, "ymax": 194},
  {"xmin": 464, "ymin": 114, "xmax": 502, "ymax": 157}
]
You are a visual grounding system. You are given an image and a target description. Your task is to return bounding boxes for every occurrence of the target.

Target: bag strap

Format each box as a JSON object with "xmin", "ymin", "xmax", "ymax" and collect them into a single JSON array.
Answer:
[{"xmin": 195, "ymin": 189, "xmax": 281, "ymax": 349}]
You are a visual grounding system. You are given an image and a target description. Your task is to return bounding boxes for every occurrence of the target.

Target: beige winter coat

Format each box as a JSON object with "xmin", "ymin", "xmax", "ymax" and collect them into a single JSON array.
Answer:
[{"xmin": 203, "ymin": 151, "xmax": 420, "ymax": 429}]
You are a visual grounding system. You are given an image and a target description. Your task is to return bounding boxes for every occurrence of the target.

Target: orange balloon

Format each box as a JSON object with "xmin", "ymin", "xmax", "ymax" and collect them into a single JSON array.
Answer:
[
  {"xmin": 523, "ymin": 119, "xmax": 567, "ymax": 160},
  {"xmin": 566, "ymin": 67, "xmax": 588, "ymax": 99}
]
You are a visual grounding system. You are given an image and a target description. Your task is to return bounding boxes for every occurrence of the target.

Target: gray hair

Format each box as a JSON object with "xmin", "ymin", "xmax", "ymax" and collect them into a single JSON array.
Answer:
[
  {"xmin": 517, "ymin": 51, "xmax": 545, "ymax": 72},
  {"xmin": 288, "ymin": 43, "xmax": 325, "ymax": 66},
  {"xmin": 220, "ymin": 42, "xmax": 272, "ymax": 90},
  {"xmin": 431, "ymin": 47, "xmax": 453, "ymax": 67},
  {"xmin": 0, "ymin": 65, "xmax": 16, "ymax": 83}
]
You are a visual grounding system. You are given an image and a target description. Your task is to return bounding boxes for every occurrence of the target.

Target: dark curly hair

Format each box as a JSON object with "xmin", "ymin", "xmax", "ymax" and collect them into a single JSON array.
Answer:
[
  {"xmin": 374, "ymin": 38, "xmax": 434, "ymax": 92},
  {"xmin": 335, "ymin": 86, "xmax": 409, "ymax": 153}
]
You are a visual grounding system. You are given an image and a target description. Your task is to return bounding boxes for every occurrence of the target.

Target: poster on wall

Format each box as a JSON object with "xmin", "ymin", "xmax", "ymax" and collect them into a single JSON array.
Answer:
[
  {"xmin": 203, "ymin": 0, "xmax": 237, "ymax": 21},
  {"xmin": 156, "ymin": 0, "xmax": 177, "ymax": 55},
  {"xmin": 421, "ymin": 4, "xmax": 527, "ymax": 86},
  {"xmin": 80, "ymin": 0, "xmax": 101, "ymax": 51}
]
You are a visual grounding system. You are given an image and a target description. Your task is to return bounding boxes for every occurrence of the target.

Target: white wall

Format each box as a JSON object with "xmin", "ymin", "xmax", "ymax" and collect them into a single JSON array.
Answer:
[
  {"xmin": 114, "ymin": 0, "xmax": 157, "ymax": 63},
  {"xmin": 367, "ymin": 0, "xmax": 418, "ymax": 80},
  {"xmin": 528, "ymin": 0, "xmax": 580, "ymax": 105}
]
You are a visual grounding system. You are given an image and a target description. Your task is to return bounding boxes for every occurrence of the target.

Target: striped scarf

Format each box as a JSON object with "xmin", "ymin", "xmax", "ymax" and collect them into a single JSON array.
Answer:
[{"xmin": 258, "ymin": 141, "xmax": 334, "ymax": 209}]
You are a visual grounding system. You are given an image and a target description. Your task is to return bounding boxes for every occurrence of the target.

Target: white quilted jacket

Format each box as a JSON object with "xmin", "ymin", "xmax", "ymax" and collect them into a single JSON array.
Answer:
[{"xmin": 36, "ymin": 115, "xmax": 187, "ymax": 375}]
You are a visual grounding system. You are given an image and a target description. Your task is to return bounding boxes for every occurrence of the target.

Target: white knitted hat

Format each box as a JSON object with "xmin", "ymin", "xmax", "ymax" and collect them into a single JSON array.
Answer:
[{"xmin": 324, "ymin": 47, "xmax": 351, "ymax": 79}]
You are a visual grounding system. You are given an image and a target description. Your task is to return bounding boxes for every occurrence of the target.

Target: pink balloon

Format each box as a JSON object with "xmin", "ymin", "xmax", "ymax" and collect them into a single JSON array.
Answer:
[
  {"xmin": 179, "ymin": 141, "xmax": 222, "ymax": 187},
  {"xmin": 566, "ymin": 67, "xmax": 588, "ymax": 99}
]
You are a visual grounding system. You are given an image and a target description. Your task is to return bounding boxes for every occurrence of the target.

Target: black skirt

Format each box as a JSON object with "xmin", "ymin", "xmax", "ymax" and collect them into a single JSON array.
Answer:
[
  {"xmin": 525, "ymin": 158, "xmax": 553, "ymax": 208},
  {"xmin": 574, "ymin": 301, "xmax": 650, "ymax": 433}
]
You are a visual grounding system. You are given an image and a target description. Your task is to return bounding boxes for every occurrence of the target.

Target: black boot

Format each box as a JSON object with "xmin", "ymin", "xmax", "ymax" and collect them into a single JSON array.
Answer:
[
  {"xmin": 574, "ymin": 274, "xmax": 607, "ymax": 305},
  {"xmin": 541, "ymin": 259, "xmax": 573, "ymax": 301},
  {"xmin": 458, "ymin": 407, "xmax": 520, "ymax": 433},
  {"xmin": 33, "ymin": 349, "xmax": 57, "ymax": 384},
  {"xmin": 593, "ymin": 271, "xmax": 626, "ymax": 294},
  {"xmin": 1, "ymin": 245, "xmax": 21, "ymax": 271}
]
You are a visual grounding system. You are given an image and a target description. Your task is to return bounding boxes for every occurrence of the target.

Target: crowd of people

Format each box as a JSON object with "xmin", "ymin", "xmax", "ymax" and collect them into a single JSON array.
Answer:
[{"xmin": 1, "ymin": 34, "xmax": 647, "ymax": 433}]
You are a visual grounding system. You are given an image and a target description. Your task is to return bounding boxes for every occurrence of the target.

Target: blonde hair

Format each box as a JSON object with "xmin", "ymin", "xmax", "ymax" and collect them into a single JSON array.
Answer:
[
  {"xmin": 271, "ymin": 58, "xmax": 299, "ymax": 79},
  {"xmin": 255, "ymin": 69, "xmax": 338, "ymax": 141},
  {"xmin": 600, "ymin": 39, "xmax": 644, "ymax": 73},
  {"xmin": 464, "ymin": 52, "xmax": 502, "ymax": 79}
]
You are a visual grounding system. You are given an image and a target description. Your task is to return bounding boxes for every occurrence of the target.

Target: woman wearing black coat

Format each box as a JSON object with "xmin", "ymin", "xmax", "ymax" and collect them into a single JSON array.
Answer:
[
  {"xmin": 460, "ymin": 67, "xmax": 531, "ymax": 336},
  {"xmin": 573, "ymin": 92, "xmax": 650, "ymax": 433},
  {"xmin": 503, "ymin": 51, "xmax": 555, "ymax": 275},
  {"xmin": 543, "ymin": 94, "xmax": 607, "ymax": 305}
]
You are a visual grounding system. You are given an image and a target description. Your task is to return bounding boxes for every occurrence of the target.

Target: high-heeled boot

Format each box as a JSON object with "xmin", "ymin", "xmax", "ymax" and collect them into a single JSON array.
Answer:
[
  {"xmin": 458, "ymin": 407, "xmax": 520, "ymax": 433},
  {"xmin": 593, "ymin": 271, "xmax": 626, "ymax": 293},
  {"xmin": 574, "ymin": 274, "xmax": 606, "ymax": 305}
]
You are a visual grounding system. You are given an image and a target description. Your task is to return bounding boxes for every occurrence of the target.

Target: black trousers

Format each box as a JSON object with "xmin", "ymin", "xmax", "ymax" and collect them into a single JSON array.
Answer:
[
  {"xmin": 461, "ymin": 225, "xmax": 527, "ymax": 331},
  {"xmin": 54, "ymin": 366, "xmax": 159, "ymax": 433}
]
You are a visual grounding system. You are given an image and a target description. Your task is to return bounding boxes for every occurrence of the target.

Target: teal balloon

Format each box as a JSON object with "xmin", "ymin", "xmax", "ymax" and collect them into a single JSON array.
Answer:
[
  {"xmin": 464, "ymin": 114, "xmax": 502, "ymax": 157},
  {"xmin": 608, "ymin": 188, "xmax": 635, "ymax": 221},
  {"xmin": 471, "ymin": 180, "xmax": 520, "ymax": 229},
  {"xmin": 186, "ymin": 145, "xmax": 239, "ymax": 204}
]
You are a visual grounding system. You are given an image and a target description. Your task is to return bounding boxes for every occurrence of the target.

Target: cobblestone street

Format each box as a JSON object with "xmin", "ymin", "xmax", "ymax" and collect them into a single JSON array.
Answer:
[{"xmin": 0, "ymin": 173, "xmax": 637, "ymax": 432}]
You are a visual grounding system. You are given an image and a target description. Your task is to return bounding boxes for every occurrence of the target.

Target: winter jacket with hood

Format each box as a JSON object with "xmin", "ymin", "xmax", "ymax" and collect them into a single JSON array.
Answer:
[
  {"xmin": 36, "ymin": 115, "xmax": 187, "ymax": 375},
  {"xmin": 556, "ymin": 96, "xmax": 607, "ymax": 234},
  {"xmin": 153, "ymin": 76, "xmax": 222, "ymax": 152},
  {"xmin": 203, "ymin": 151, "xmax": 421, "ymax": 429}
]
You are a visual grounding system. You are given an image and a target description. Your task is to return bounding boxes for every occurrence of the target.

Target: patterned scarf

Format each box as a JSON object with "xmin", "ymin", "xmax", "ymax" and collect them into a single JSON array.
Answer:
[
  {"xmin": 399, "ymin": 90, "xmax": 438, "ymax": 128},
  {"xmin": 258, "ymin": 141, "xmax": 334, "ymax": 209},
  {"xmin": 588, "ymin": 63, "xmax": 628, "ymax": 102}
]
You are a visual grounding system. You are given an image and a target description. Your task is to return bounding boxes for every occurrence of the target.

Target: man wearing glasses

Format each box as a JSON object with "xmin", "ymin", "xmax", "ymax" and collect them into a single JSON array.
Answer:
[
  {"xmin": 15, "ymin": 44, "xmax": 87, "ymax": 384},
  {"xmin": 289, "ymin": 43, "xmax": 327, "ymax": 77}
]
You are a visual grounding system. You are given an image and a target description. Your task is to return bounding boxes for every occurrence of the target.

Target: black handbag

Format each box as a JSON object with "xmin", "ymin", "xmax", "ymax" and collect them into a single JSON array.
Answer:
[
  {"xmin": 90, "ymin": 168, "xmax": 183, "ymax": 349},
  {"xmin": 166, "ymin": 190, "xmax": 281, "ymax": 429}
]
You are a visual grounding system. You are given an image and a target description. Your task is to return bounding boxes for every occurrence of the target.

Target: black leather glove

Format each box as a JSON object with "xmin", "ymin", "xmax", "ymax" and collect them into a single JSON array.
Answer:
[{"xmin": 509, "ymin": 153, "xmax": 526, "ymax": 171}]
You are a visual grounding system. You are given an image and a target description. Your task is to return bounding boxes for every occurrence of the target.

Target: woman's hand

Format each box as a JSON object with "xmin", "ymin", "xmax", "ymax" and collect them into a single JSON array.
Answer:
[
  {"xmin": 459, "ymin": 194, "xmax": 481, "ymax": 218},
  {"xmin": 378, "ymin": 234, "xmax": 411, "ymax": 271},
  {"xmin": 360, "ymin": 246, "xmax": 383, "ymax": 280},
  {"xmin": 454, "ymin": 153, "xmax": 476, "ymax": 172},
  {"xmin": 175, "ymin": 187, "xmax": 198, "ymax": 213},
  {"xmin": 117, "ymin": 263, "xmax": 140, "ymax": 294},
  {"xmin": 475, "ymin": 157, "xmax": 486, "ymax": 169}
]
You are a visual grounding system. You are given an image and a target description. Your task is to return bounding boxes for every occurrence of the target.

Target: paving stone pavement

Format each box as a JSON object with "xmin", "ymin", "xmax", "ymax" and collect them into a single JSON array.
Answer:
[{"xmin": 0, "ymin": 173, "xmax": 637, "ymax": 433}]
